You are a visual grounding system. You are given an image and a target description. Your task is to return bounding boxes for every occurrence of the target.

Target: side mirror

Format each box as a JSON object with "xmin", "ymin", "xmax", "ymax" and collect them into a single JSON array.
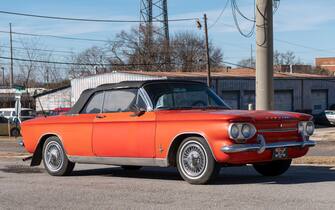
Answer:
[{"xmin": 130, "ymin": 104, "xmax": 146, "ymax": 117}]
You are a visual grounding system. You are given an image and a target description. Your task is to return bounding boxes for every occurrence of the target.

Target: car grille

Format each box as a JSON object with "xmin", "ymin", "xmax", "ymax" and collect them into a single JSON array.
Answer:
[{"xmin": 254, "ymin": 120, "xmax": 300, "ymax": 143}]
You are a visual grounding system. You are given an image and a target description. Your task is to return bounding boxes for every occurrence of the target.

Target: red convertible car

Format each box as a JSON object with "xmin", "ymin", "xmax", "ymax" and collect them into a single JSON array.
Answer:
[{"xmin": 20, "ymin": 80, "xmax": 315, "ymax": 184}]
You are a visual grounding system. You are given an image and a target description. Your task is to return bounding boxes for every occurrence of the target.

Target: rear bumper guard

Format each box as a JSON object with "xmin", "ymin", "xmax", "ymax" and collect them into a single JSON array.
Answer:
[{"xmin": 221, "ymin": 134, "xmax": 316, "ymax": 154}]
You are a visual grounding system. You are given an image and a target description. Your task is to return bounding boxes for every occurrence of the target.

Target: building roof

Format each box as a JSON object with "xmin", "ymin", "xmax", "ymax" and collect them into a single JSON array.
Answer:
[
  {"xmin": 121, "ymin": 68, "xmax": 332, "ymax": 79},
  {"xmin": 33, "ymin": 85, "xmax": 71, "ymax": 98}
]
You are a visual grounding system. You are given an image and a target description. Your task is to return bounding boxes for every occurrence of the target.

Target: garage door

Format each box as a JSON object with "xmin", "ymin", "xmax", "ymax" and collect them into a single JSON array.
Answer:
[
  {"xmin": 311, "ymin": 89, "xmax": 328, "ymax": 114},
  {"xmin": 242, "ymin": 91, "xmax": 255, "ymax": 110},
  {"xmin": 274, "ymin": 90, "xmax": 293, "ymax": 111},
  {"xmin": 222, "ymin": 91, "xmax": 240, "ymax": 109}
]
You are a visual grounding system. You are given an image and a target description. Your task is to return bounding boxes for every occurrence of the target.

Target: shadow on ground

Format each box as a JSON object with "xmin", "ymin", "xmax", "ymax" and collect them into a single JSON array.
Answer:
[{"xmin": 69, "ymin": 165, "xmax": 335, "ymax": 185}]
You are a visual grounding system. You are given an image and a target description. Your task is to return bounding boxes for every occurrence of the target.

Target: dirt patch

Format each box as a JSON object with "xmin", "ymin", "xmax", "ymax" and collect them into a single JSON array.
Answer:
[
  {"xmin": 0, "ymin": 165, "xmax": 44, "ymax": 174},
  {"xmin": 0, "ymin": 152, "xmax": 29, "ymax": 158},
  {"xmin": 293, "ymin": 156, "xmax": 335, "ymax": 165}
]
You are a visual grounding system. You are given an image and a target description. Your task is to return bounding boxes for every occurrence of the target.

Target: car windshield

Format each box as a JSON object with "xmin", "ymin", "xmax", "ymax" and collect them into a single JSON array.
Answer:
[
  {"xmin": 144, "ymin": 82, "xmax": 230, "ymax": 110},
  {"xmin": 21, "ymin": 110, "xmax": 36, "ymax": 117}
]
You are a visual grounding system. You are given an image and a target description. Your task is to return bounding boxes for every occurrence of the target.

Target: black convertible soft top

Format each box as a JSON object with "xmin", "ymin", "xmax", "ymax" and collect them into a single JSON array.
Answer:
[{"xmin": 68, "ymin": 79, "xmax": 206, "ymax": 114}]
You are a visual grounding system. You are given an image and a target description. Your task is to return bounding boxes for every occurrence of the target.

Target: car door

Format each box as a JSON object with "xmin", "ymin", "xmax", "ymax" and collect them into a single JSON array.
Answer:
[
  {"xmin": 0, "ymin": 117, "xmax": 9, "ymax": 136},
  {"xmin": 92, "ymin": 89, "xmax": 156, "ymax": 158}
]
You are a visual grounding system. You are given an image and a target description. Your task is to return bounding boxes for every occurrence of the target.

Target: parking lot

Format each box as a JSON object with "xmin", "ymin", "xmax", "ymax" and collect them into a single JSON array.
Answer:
[
  {"xmin": 0, "ymin": 127, "xmax": 335, "ymax": 209},
  {"xmin": 0, "ymin": 159, "xmax": 335, "ymax": 209}
]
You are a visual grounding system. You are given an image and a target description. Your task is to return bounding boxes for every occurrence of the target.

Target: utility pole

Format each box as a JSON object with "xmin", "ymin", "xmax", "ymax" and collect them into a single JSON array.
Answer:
[
  {"xmin": 203, "ymin": 14, "xmax": 211, "ymax": 87},
  {"xmin": 250, "ymin": 44, "xmax": 253, "ymax": 68},
  {"xmin": 9, "ymin": 23, "xmax": 14, "ymax": 88},
  {"xmin": 1, "ymin": 67, "xmax": 4, "ymax": 86},
  {"xmin": 255, "ymin": 0, "xmax": 274, "ymax": 110}
]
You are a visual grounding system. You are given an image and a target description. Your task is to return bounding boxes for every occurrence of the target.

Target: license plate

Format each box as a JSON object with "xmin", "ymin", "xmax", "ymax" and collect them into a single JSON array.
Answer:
[{"xmin": 272, "ymin": 148, "xmax": 288, "ymax": 160}]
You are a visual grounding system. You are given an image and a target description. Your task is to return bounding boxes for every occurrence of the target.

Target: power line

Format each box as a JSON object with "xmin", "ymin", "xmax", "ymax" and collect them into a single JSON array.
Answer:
[
  {"xmin": 0, "ymin": 10, "xmax": 197, "ymax": 23},
  {"xmin": 0, "ymin": 55, "xmax": 175, "ymax": 66},
  {"xmin": 223, "ymin": 61, "xmax": 255, "ymax": 69},
  {"xmin": 0, "ymin": 55, "xmax": 251, "ymax": 71},
  {"xmin": 208, "ymin": 0, "xmax": 230, "ymax": 29},
  {"xmin": 275, "ymin": 39, "xmax": 335, "ymax": 54},
  {"xmin": 231, "ymin": 0, "xmax": 256, "ymax": 38},
  {"xmin": 0, "ymin": 45, "xmax": 77, "ymax": 54},
  {"xmin": 0, "ymin": 30, "xmax": 111, "ymax": 43}
]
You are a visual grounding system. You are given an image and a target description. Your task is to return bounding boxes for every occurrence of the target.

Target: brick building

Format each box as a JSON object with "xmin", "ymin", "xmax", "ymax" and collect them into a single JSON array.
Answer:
[{"xmin": 315, "ymin": 57, "xmax": 335, "ymax": 74}]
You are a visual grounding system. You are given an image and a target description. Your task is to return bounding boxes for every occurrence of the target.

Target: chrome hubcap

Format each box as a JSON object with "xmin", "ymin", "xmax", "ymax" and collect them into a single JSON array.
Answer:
[
  {"xmin": 44, "ymin": 141, "xmax": 64, "ymax": 172},
  {"xmin": 180, "ymin": 141, "xmax": 207, "ymax": 179}
]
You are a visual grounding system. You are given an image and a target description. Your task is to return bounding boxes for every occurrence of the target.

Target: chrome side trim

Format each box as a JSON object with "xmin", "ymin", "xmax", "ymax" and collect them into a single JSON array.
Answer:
[
  {"xmin": 258, "ymin": 128, "xmax": 298, "ymax": 133},
  {"xmin": 68, "ymin": 156, "xmax": 169, "ymax": 167},
  {"xmin": 221, "ymin": 135, "xmax": 316, "ymax": 154}
]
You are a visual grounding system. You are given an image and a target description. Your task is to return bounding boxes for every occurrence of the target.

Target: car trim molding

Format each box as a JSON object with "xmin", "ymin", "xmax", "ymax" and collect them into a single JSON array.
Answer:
[
  {"xmin": 258, "ymin": 128, "xmax": 298, "ymax": 133},
  {"xmin": 67, "ymin": 156, "xmax": 169, "ymax": 167}
]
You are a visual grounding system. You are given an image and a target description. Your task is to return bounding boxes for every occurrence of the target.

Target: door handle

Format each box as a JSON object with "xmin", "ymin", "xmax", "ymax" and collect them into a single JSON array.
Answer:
[{"xmin": 95, "ymin": 115, "xmax": 106, "ymax": 119}]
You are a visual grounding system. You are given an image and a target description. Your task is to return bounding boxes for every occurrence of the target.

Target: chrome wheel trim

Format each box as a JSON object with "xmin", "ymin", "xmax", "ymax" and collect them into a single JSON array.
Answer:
[
  {"xmin": 178, "ymin": 140, "xmax": 208, "ymax": 180},
  {"xmin": 44, "ymin": 141, "xmax": 64, "ymax": 172}
]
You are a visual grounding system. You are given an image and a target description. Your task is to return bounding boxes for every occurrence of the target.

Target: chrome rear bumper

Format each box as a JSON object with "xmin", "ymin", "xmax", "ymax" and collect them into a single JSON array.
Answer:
[{"xmin": 221, "ymin": 135, "xmax": 316, "ymax": 154}]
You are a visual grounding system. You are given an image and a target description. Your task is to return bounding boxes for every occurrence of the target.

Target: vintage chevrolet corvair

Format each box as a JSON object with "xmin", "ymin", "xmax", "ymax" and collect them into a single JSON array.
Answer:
[{"xmin": 20, "ymin": 80, "xmax": 315, "ymax": 184}]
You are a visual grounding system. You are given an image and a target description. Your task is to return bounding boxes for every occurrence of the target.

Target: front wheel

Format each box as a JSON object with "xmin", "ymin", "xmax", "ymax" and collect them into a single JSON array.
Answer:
[
  {"xmin": 42, "ymin": 136, "xmax": 75, "ymax": 176},
  {"xmin": 253, "ymin": 159, "xmax": 292, "ymax": 176},
  {"xmin": 176, "ymin": 137, "xmax": 220, "ymax": 185},
  {"xmin": 10, "ymin": 128, "xmax": 20, "ymax": 137}
]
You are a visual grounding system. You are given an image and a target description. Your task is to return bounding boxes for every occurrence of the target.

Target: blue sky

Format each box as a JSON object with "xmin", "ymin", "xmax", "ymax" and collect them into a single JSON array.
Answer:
[{"xmin": 0, "ymin": 0, "xmax": 334, "ymax": 69}]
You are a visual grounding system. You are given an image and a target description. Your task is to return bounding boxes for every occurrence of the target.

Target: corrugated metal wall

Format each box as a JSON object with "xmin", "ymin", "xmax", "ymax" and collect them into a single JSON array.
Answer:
[
  {"xmin": 36, "ymin": 87, "xmax": 71, "ymax": 112},
  {"xmin": 71, "ymin": 72, "xmax": 165, "ymax": 103}
]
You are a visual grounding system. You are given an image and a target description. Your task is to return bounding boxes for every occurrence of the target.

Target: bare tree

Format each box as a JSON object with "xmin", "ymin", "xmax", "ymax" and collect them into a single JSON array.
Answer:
[
  {"xmin": 68, "ymin": 46, "xmax": 111, "ymax": 78},
  {"xmin": 238, "ymin": 50, "xmax": 303, "ymax": 69}
]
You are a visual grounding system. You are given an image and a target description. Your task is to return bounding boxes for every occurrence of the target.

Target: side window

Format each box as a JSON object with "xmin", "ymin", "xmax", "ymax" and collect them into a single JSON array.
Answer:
[
  {"xmin": 82, "ymin": 92, "xmax": 104, "ymax": 114},
  {"xmin": 0, "ymin": 117, "xmax": 8, "ymax": 123},
  {"xmin": 103, "ymin": 89, "xmax": 137, "ymax": 113}
]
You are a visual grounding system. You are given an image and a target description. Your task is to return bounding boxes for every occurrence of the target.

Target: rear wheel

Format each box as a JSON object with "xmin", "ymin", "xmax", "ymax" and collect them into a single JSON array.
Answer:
[
  {"xmin": 42, "ymin": 136, "xmax": 75, "ymax": 176},
  {"xmin": 176, "ymin": 137, "xmax": 220, "ymax": 185},
  {"xmin": 253, "ymin": 159, "xmax": 292, "ymax": 176},
  {"xmin": 121, "ymin": 166, "xmax": 142, "ymax": 170}
]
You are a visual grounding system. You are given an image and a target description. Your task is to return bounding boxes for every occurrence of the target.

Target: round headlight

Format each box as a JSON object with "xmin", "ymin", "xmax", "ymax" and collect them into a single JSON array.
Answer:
[
  {"xmin": 298, "ymin": 122, "xmax": 304, "ymax": 134},
  {"xmin": 241, "ymin": 124, "xmax": 252, "ymax": 138},
  {"xmin": 306, "ymin": 121, "xmax": 315, "ymax": 136},
  {"xmin": 230, "ymin": 124, "xmax": 240, "ymax": 139}
]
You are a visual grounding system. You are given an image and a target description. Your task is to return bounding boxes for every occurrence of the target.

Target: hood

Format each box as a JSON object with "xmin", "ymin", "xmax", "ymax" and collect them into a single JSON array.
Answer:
[{"xmin": 156, "ymin": 109, "xmax": 312, "ymax": 122}]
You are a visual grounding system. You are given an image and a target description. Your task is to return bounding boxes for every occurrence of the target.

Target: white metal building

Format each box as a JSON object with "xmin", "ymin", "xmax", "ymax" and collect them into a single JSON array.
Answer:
[
  {"xmin": 71, "ymin": 72, "xmax": 165, "ymax": 104},
  {"xmin": 34, "ymin": 86, "xmax": 71, "ymax": 112}
]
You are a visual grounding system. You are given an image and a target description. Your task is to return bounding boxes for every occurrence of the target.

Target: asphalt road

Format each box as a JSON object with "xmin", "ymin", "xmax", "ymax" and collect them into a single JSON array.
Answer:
[
  {"xmin": 0, "ymin": 158, "xmax": 335, "ymax": 210},
  {"xmin": 0, "ymin": 127, "xmax": 335, "ymax": 210}
]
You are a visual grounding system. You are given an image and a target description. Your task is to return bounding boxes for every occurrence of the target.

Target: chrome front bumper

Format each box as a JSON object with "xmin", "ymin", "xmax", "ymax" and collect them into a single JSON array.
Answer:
[{"xmin": 221, "ymin": 135, "xmax": 316, "ymax": 154}]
